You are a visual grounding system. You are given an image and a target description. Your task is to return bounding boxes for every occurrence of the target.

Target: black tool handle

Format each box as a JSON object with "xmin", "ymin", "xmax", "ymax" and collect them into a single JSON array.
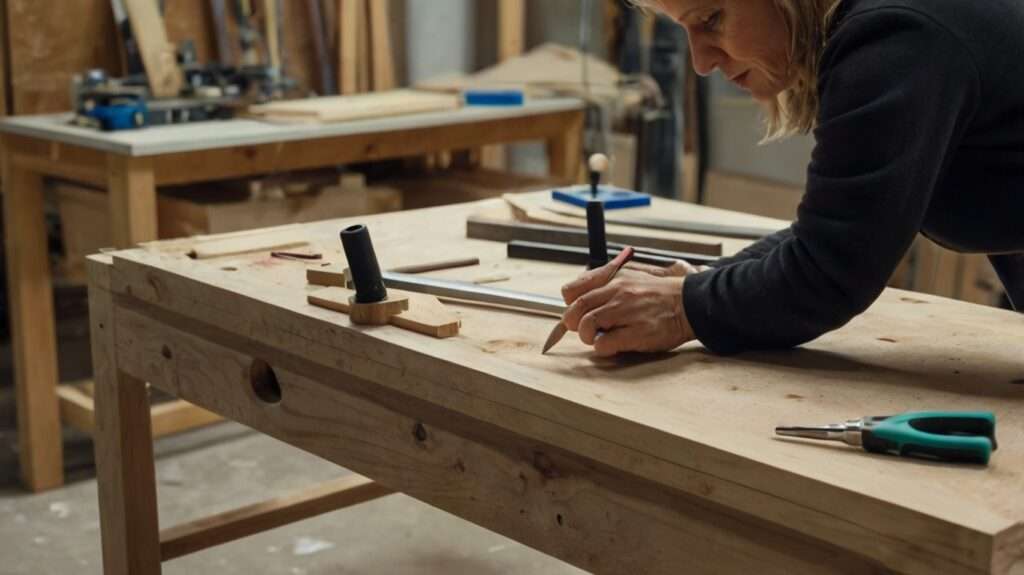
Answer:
[
  {"xmin": 340, "ymin": 224, "xmax": 387, "ymax": 304},
  {"xmin": 587, "ymin": 200, "xmax": 608, "ymax": 270}
]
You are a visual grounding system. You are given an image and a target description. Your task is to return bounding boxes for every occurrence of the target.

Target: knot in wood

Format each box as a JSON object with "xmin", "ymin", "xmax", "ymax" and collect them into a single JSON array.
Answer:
[
  {"xmin": 412, "ymin": 422, "xmax": 429, "ymax": 443},
  {"xmin": 532, "ymin": 452, "xmax": 560, "ymax": 480}
]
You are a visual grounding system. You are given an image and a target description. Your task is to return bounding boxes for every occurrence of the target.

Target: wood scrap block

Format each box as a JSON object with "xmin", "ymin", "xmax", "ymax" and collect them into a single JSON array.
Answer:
[
  {"xmin": 308, "ymin": 286, "xmax": 460, "ymax": 338},
  {"xmin": 351, "ymin": 294, "xmax": 409, "ymax": 325},
  {"xmin": 307, "ymin": 266, "xmax": 347, "ymax": 287}
]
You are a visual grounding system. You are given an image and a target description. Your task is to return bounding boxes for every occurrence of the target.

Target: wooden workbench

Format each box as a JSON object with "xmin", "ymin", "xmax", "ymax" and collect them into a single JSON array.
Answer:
[
  {"xmin": 0, "ymin": 98, "xmax": 585, "ymax": 492},
  {"xmin": 89, "ymin": 194, "xmax": 1024, "ymax": 574}
]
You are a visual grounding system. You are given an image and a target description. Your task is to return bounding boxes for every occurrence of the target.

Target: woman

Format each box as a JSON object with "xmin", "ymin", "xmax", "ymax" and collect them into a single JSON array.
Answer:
[{"xmin": 561, "ymin": 0, "xmax": 1024, "ymax": 356}]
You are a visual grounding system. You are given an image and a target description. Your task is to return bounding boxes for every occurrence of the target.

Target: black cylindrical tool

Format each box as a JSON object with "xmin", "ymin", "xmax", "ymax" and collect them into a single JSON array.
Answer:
[
  {"xmin": 586, "ymin": 199, "xmax": 608, "ymax": 270},
  {"xmin": 340, "ymin": 224, "xmax": 387, "ymax": 303}
]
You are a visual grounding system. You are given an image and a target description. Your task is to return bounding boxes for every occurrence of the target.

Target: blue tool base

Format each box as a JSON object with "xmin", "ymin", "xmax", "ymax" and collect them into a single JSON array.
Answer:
[{"xmin": 551, "ymin": 185, "xmax": 651, "ymax": 209}]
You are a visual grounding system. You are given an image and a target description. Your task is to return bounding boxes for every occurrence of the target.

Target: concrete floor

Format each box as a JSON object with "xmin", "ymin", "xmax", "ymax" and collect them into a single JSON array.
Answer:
[
  {"xmin": 1, "ymin": 417, "xmax": 585, "ymax": 575},
  {"xmin": 0, "ymin": 308, "xmax": 584, "ymax": 574}
]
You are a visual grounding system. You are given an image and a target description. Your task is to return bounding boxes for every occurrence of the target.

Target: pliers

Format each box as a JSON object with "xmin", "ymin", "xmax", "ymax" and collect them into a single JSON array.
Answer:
[{"xmin": 776, "ymin": 411, "xmax": 997, "ymax": 464}]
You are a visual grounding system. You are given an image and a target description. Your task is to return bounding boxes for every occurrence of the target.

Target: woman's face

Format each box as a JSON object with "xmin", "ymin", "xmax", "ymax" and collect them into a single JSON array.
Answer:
[{"xmin": 656, "ymin": 0, "xmax": 792, "ymax": 101}]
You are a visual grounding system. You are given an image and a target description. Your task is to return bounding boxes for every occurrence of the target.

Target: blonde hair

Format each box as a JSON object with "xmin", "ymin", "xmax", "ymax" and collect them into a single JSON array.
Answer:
[{"xmin": 630, "ymin": 0, "xmax": 842, "ymax": 140}]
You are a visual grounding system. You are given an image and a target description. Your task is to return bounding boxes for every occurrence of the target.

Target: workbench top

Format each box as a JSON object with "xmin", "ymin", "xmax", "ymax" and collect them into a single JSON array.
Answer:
[
  {"xmin": 93, "ymin": 193, "xmax": 1024, "ymax": 573},
  {"xmin": 0, "ymin": 97, "xmax": 583, "ymax": 156}
]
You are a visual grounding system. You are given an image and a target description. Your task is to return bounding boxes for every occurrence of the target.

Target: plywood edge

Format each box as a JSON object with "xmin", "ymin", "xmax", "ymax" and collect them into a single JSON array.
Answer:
[{"xmin": 992, "ymin": 522, "xmax": 1024, "ymax": 575}]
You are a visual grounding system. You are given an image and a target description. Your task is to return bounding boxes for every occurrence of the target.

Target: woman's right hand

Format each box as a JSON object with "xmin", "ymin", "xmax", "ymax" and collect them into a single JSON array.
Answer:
[{"xmin": 624, "ymin": 260, "xmax": 710, "ymax": 278}]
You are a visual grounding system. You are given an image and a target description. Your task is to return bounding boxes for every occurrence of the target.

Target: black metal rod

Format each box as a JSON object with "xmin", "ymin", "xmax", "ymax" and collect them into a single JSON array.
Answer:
[
  {"xmin": 507, "ymin": 241, "xmax": 718, "ymax": 267},
  {"xmin": 587, "ymin": 200, "xmax": 608, "ymax": 269},
  {"xmin": 340, "ymin": 224, "xmax": 387, "ymax": 304}
]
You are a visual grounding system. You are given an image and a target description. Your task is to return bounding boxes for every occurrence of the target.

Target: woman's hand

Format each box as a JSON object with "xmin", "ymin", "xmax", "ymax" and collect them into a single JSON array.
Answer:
[
  {"xmin": 623, "ymin": 259, "xmax": 711, "ymax": 278},
  {"xmin": 559, "ymin": 261, "xmax": 700, "ymax": 357}
]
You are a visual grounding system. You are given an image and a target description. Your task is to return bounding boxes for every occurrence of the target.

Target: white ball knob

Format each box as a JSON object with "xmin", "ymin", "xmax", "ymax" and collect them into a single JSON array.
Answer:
[{"xmin": 588, "ymin": 153, "xmax": 609, "ymax": 174}]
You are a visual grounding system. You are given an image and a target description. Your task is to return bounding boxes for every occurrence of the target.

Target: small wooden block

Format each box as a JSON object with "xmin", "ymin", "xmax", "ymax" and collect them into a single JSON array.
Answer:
[
  {"xmin": 308, "ymin": 287, "xmax": 407, "ymax": 325},
  {"xmin": 348, "ymin": 295, "xmax": 409, "ymax": 325},
  {"xmin": 390, "ymin": 292, "xmax": 461, "ymax": 338},
  {"xmin": 308, "ymin": 287, "xmax": 459, "ymax": 338},
  {"xmin": 307, "ymin": 266, "xmax": 347, "ymax": 287}
]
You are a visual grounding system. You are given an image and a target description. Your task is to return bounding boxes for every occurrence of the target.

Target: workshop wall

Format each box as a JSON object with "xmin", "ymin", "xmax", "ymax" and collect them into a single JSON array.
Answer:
[{"xmin": 1, "ymin": 0, "xmax": 412, "ymax": 115}]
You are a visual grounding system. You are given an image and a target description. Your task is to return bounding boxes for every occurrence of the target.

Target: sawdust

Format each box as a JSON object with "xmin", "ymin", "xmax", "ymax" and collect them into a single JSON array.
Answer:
[{"xmin": 481, "ymin": 339, "xmax": 534, "ymax": 354}]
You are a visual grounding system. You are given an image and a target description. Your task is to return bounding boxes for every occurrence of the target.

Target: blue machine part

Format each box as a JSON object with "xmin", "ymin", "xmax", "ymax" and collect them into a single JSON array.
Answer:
[
  {"xmin": 463, "ymin": 89, "xmax": 525, "ymax": 107},
  {"xmin": 88, "ymin": 103, "xmax": 147, "ymax": 131},
  {"xmin": 551, "ymin": 185, "xmax": 652, "ymax": 210}
]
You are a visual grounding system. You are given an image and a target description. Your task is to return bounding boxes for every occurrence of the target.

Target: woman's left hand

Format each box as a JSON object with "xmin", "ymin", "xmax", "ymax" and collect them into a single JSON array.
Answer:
[{"xmin": 560, "ymin": 269, "xmax": 697, "ymax": 357}]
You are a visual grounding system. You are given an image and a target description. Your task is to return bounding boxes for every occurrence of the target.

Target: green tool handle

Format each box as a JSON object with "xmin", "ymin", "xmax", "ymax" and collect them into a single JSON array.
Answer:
[{"xmin": 863, "ymin": 411, "xmax": 997, "ymax": 464}]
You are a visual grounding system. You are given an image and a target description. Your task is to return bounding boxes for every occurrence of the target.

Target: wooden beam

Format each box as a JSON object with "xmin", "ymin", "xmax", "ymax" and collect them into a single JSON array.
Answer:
[
  {"xmin": 160, "ymin": 475, "xmax": 395, "ymax": 560},
  {"xmin": 2, "ymin": 149, "xmax": 63, "ymax": 491},
  {"xmin": 123, "ymin": 0, "xmax": 183, "ymax": 98},
  {"xmin": 150, "ymin": 400, "xmax": 223, "ymax": 438},
  {"xmin": 264, "ymin": 0, "xmax": 281, "ymax": 70},
  {"xmin": 57, "ymin": 384, "xmax": 95, "ymax": 434},
  {"xmin": 340, "ymin": 0, "xmax": 359, "ymax": 93},
  {"xmin": 498, "ymin": 0, "xmax": 526, "ymax": 62},
  {"xmin": 368, "ymin": 0, "xmax": 395, "ymax": 90},
  {"xmin": 107, "ymin": 155, "xmax": 158, "ymax": 248},
  {"xmin": 90, "ymin": 278, "xmax": 161, "ymax": 574},
  {"xmin": 357, "ymin": 0, "xmax": 370, "ymax": 92}
]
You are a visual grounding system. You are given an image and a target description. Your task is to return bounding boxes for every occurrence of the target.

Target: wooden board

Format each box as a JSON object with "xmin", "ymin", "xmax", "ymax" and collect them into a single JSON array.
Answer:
[
  {"xmin": 96, "ymin": 193, "xmax": 1024, "ymax": 573},
  {"xmin": 124, "ymin": 0, "xmax": 184, "ymax": 98},
  {"xmin": 248, "ymin": 90, "xmax": 460, "ymax": 124},
  {"xmin": 368, "ymin": 0, "xmax": 395, "ymax": 91},
  {"xmin": 160, "ymin": 475, "xmax": 394, "ymax": 560},
  {"xmin": 308, "ymin": 286, "xmax": 460, "ymax": 338},
  {"xmin": 339, "ymin": 0, "xmax": 359, "ymax": 94},
  {"xmin": 468, "ymin": 212, "xmax": 724, "ymax": 257},
  {"xmin": 186, "ymin": 228, "xmax": 309, "ymax": 259},
  {"xmin": 498, "ymin": 0, "xmax": 526, "ymax": 62},
  {"xmin": 498, "ymin": 193, "xmax": 726, "ymax": 256}
]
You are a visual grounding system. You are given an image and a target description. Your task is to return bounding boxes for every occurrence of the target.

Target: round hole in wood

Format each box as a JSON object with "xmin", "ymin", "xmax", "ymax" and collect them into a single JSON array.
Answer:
[{"xmin": 250, "ymin": 359, "xmax": 282, "ymax": 404}]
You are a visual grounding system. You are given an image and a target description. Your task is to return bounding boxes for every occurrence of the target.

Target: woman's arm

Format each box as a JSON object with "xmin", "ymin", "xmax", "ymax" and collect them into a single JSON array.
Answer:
[{"xmin": 684, "ymin": 7, "xmax": 981, "ymax": 354}]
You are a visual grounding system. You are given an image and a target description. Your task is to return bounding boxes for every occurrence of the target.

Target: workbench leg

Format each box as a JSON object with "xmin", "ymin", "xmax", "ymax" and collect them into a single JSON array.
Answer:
[
  {"xmin": 107, "ymin": 155, "xmax": 158, "ymax": 247},
  {"xmin": 546, "ymin": 111, "xmax": 584, "ymax": 183},
  {"xmin": 2, "ymin": 153, "xmax": 64, "ymax": 492},
  {"xmin": 90, "ymin": 285, "xmax": 162, "ymax": 575}
]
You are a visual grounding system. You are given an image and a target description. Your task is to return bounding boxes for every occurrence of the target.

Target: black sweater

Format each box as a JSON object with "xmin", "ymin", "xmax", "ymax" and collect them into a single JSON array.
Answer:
[{"xmin": 683, "ymin": 0, "xmax": 1024, "ymax": 355}]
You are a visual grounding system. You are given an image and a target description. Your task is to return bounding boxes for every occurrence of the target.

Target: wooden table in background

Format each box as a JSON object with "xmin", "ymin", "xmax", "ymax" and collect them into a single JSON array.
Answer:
[
  {"xmin": 90, "ymin": 194, "xmax": 1023, "ymax": 574},
  {"xmin": 0, "ymin": 99, "xmax": 584, "ymax": 492}
]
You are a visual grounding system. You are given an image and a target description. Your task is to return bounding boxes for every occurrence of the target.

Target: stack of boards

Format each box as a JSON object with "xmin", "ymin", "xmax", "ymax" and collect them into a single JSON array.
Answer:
[{"xmin": 248, "ymin": 90, "xmax": 461, "ymax": 124}]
